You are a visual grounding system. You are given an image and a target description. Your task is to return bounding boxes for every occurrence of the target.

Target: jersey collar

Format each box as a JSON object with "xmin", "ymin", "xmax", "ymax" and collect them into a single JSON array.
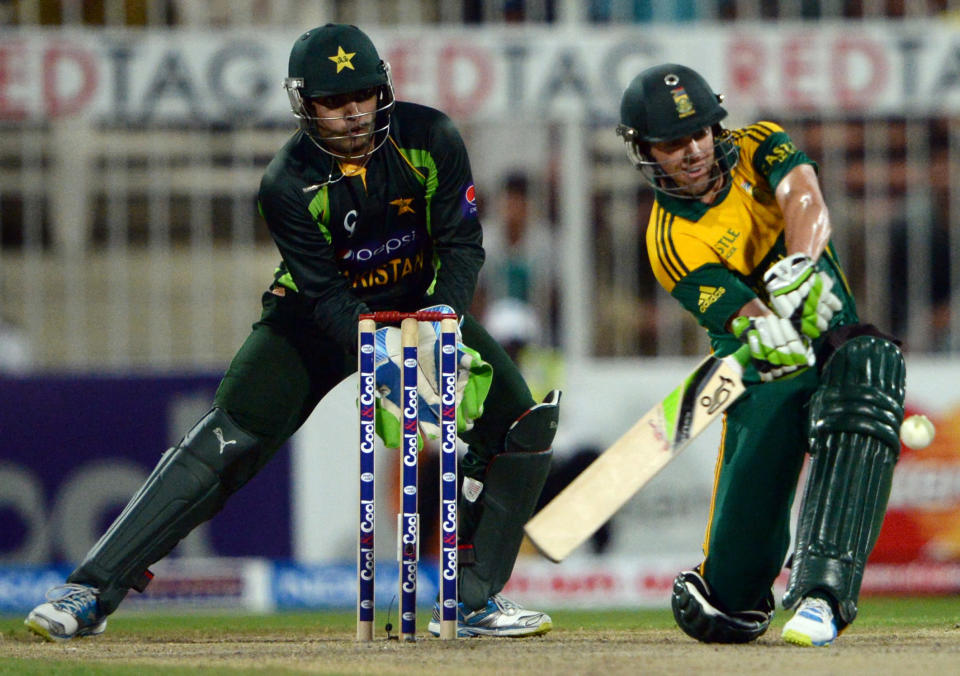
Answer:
[{"xmin": 654, "ymin": 176, "xmax": 732, "ymax": 221}]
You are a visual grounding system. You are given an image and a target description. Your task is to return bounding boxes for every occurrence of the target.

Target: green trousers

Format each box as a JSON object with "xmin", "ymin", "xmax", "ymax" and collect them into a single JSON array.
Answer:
[
  {"xmin": 700, "ymin": 366, "xmax": 820, "ymax": 613},
  {"xmin": 214, "ymin": 291, "xmax": 535, "ymax": 481}
]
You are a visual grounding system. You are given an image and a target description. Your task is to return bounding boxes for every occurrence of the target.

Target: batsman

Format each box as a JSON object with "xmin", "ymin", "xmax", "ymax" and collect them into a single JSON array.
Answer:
[
  {"xmin": 26, "ymin": 24, "xmax": 558, "ymax": 641},
  {"xmin": 616, "ymin": 64, "xmax": 905, "ymax": 647}
]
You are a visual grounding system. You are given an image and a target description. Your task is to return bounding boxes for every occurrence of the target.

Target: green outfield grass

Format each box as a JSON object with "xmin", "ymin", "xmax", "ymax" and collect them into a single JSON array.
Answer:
[{"xmin": 2, "ymin": 597, "xmax": 959, "ymax": 675}]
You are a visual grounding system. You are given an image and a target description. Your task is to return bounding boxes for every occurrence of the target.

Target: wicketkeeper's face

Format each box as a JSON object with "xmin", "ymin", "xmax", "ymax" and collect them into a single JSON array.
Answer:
[
  {"xmin": 307, "ymin": 88, "xmax": 379, "ymax": 158},
  {"xmin": 649, "ymin": 126, "xmax": 717, "ymax": 197}
]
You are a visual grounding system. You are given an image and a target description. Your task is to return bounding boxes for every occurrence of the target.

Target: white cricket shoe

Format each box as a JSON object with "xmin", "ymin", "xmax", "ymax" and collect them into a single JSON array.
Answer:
[
  {"xmin": 25, "ymin": 583, "xmax": 107, "ymax": 642},
  {"xmin": 427, "ymin": 594, "xmax": 552, "ymax": 637},
  {"xmin": 781, "ymin": 597, "xmax": 838, "ymax": 647}
]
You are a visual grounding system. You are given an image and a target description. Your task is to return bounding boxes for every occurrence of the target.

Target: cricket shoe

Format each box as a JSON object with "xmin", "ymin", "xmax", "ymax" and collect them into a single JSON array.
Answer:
[
  {"xmin": 781, "ymin": 597, "xmax": 838, "ymax": 647},
  {"xmin": 25, "ymin": 583, "xmax": 107, "ymax": 642},
  {"xmin": 427, "ymin": 594, "xmax": 552, "ymax": 638}
]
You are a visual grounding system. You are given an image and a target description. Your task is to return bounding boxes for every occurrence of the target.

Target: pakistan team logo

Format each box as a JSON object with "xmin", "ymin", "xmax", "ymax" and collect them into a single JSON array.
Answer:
[{"xmin": 329, "ymin": 46, "xmax": 356, "ymax": 73}]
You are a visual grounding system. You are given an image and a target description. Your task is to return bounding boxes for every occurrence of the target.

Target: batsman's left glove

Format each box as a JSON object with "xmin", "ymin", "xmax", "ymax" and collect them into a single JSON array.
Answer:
[
  {"xmin": 763, "ymin": 253, "xmax": 842, "ymax": 339},
  {"xmin": 372, "ymin": 305, "xmax": 492, "ymax": 449},
  {"xmin": 732, "ymin": 314, "xmax": 815, "ymax": 383}
]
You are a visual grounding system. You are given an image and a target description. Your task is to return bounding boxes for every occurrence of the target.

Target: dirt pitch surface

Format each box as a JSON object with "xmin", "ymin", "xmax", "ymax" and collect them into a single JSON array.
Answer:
[{"xmin": 6, "ymin": 626, "xmax": 960, "ymax": 675}]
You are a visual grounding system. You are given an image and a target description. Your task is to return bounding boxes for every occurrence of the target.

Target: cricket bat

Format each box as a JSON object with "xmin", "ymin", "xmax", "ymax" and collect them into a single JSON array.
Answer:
[{"xmin": 524, "ymin": 345, "xmax": 750, "ymax": 563}]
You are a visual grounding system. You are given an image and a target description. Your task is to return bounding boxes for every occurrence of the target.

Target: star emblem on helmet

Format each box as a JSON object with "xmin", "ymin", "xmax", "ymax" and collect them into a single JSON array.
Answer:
[
  {"xmin": 390, "ymin": 197, "xmax": 415, "ymax": 215},
  {"xmin": 329, "ymin": 46, "xmax": 357, "ymax": 73}
]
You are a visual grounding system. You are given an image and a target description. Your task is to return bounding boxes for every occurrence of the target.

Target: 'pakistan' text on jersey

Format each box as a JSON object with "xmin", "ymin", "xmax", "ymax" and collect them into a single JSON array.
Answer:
[
  {"xmin": 258, "ymin": 101, "xmax": 483, "ymax": 352},
  {"xmin": 645, "ymin": 121, "xmax": 858, "ymax": 358}
]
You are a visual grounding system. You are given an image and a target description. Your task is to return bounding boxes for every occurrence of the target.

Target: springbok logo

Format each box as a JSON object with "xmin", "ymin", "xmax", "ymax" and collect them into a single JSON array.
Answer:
[{"xmin": 213, "ymin": 427, "xmax": 237, "ymax": 455}]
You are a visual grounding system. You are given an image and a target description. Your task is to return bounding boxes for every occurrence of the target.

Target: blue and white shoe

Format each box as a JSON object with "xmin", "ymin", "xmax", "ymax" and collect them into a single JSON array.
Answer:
[
  {"xmin": 427, "ymin": 594, "xmax": 552, "ymax": 638},
  {"xmin": 25, "ymin": 583, "xmax": 107, "ymax": 642},
  {"xmin": 781, "ymin": 597, "xmax": 838, "ymax": 647}
]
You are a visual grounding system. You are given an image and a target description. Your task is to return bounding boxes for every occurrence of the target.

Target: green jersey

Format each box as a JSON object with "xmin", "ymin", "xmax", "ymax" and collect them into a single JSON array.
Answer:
[{"xmin": 258, "ymin": 101, "xmax": 484, "ymax": 352}]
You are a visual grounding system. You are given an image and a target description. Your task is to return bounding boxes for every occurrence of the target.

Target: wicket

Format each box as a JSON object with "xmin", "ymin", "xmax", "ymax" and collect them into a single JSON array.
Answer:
[{"xmin": 357, "ymin": 310, "xmax": 459, "ymax": 642}]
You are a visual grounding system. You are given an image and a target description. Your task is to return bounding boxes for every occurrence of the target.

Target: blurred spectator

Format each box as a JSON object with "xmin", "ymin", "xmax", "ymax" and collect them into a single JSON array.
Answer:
[
  {"xmin": 484, "ymin": 297, "xmax": 564, "ymax": 404},
  {"xmin": 477, "ymin": 171, "xmax": 557, "ymax": 345},
  {"xmin": 484, "ymin": 297, "xmax": 540, "ymax": 363},
  {"xmin": 0, "ymin": 313, "xmax": 33, "ymax": 373},
  {"xmin": 504, "ymin": 0, "xmax": 556, "ymax": 21},
  {"xmin": 888, "ymin": 199, "xmax": 952, "ymax": 351},
  {"xmin": 478, "ymin": 170, "xmax": 562, "ymax": 399},
  {"xmin": 589, "ymin": 0, "xmax": 699, "ymax": 22},
  {"xmin": 7, "ymin": 0, "xmax": 164, "ymax": 25},
  {"xmin": 463, "ymin": 0, "xmax": 557, "ymax": 22}
]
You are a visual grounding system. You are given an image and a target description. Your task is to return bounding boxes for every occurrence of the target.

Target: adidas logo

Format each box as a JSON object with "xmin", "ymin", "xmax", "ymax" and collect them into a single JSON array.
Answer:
[{"xmin": 698, "ymin": 285, "xmax": 725, "ymax": 312}]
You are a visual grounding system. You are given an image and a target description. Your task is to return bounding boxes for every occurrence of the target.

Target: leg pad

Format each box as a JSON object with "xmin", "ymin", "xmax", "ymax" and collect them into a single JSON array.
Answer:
[
  {"xmin": 783, "ymin": 335, "xmax": 905, "ymax": 626},
  {"xmin": 68, "ymin": 408, "xmax": 265, "ymax": 614},
  {"xmin": 458, "ymin": 449, "xmax": 552, "ymax": 610},
  {"xmin": 458, "ymin": 391, "xmax": 560, "ymax": 610}
]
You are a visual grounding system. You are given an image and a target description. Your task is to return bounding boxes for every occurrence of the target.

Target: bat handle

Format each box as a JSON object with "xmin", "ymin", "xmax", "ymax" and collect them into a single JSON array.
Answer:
[{"xmin": 728, "ymin": 344, "xmax": 752, "ymax": 369}]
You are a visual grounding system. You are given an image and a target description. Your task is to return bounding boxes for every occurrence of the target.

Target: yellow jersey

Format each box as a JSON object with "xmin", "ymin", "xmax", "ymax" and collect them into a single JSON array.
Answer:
[{"xmin": 645, "ymin": 121, "xmax": 856, "ymax": 350}]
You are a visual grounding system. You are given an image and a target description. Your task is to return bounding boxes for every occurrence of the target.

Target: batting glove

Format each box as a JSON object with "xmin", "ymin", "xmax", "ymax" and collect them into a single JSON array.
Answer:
[
  {"xmin": 732, "ymin": 314, "xmax": 815, "ymax": 383},
  {"xmin": 763, "ymin": 253, "xmax": 842, "ymax": 339}
]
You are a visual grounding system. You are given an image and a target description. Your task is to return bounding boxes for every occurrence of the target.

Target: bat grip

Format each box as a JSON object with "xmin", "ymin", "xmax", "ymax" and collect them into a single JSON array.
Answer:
[{"xmin": 729, "ymin": 344, "xmax": 752, "ymax": 369}]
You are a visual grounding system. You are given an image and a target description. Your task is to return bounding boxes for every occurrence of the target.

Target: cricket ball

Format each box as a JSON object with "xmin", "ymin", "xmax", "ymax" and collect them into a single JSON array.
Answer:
[{"xmin": 900, "ymin": 414, "xmax": 935, "ymax": 450}]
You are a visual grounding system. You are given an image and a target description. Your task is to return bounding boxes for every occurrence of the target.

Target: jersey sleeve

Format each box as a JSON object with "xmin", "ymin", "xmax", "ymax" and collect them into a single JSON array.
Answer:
[
  {"xmin": 746, "ymin": 121, "xmax": 817, "ymax": 191},
  {"xmin": 670, "ymin": 265, "xmax": 758, "ymax": 335},
  {"xmin": 258, "ymin": 163, "xmax": 367, "ymax": 352},
  {"xmin": 420, "ymin": 113, "xmax": 484, "ymax": 317}
]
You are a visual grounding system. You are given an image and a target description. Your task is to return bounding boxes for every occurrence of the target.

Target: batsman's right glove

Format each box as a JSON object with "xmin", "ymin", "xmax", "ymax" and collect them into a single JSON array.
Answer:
[
  {"xmin": 732, "ymin": 314, "xmax": 814, "ymax": 383},
  {"xmin": 763, "ymin": 253, "xmax": 842, "ymax": 339}
]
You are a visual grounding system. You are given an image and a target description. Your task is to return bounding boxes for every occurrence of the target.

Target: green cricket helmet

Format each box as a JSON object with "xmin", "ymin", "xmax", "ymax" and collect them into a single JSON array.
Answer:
[
  {"xmin": 283, "ymin": 24, "xmax": 395, "ymax": 159},
  {"xmin": 616, "ymin": 64, "xmax": 738, "ymax": 198}
]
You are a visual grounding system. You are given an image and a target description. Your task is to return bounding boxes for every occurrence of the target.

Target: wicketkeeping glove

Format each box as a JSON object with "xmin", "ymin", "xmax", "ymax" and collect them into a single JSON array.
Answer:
[
  {"xmin": 372, "ymin": 305, "xmax": 493, "ymax": 449},
  {"xmin": 731, "ymin": 314, "xmax": 815, "ymax": 383},
  {"xmin": 763, "ymin": 253, "xmax": 842, "ymax": 339}
]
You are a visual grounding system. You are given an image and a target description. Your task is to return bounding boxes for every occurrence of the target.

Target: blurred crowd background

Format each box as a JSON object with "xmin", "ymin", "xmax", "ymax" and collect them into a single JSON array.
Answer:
[{"xmin": 1, "ymin": 0, "xmax": 958, "ymax": 380}]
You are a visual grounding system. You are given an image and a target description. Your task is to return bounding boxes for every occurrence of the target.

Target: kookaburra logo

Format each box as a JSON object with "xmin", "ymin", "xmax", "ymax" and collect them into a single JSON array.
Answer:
[
  {"xmin": 213, "ymin": 427, "xmax": 237, "ymax": 455},
  {"xmin": 700, "ymin": 375, "xmax": 734, "ymax": 414}
]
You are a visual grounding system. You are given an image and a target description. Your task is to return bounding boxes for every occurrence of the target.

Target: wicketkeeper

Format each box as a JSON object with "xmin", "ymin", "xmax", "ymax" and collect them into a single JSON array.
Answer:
[
  {"xmin": 26, "ymin": 23, "xmax": 559, "ymax": 641},
  {"xmin": 616, "ymin": 63, "xmax": 905, "ymax": 647}
]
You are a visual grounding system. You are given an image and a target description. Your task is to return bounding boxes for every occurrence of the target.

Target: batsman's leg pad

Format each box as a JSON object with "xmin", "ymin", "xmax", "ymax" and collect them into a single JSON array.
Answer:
[
  {"xmin": 672, "ymin": 569, "xmax": 774, "ymax": 643},
  {"xmin": 783, "ymin": 335, "xmax": 905, "ymax": 626},
  {"xmin": 458, "ymin": 390, "xmax": 560, "ymax": 610},
  {"xmin": 67, "ymin": 407, "xmax": 267, "ymax": 614}
]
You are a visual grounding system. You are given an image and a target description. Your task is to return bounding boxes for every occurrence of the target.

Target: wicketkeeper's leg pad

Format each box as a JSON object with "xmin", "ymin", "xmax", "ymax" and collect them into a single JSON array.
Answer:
[
  {"xmin": 783, "ymin": 333, "xmax": 905, "ymax": 627},
  {"xmin": 503, "ymin": 389, "xmax": 561, "ymax": 453},
  {"xmin": 68, "ymin": 407, "xmax": 268, "ymax": 615},
  {"xmin": 672, "ymin": 569, "xmax": 774, "ymax": 643},
  {"xmin": 458, "ymin": 390, "xmax": 560, "ymax": 610}
]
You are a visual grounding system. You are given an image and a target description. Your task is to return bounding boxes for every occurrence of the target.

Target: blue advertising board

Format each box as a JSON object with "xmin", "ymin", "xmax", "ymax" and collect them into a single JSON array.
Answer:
[{"xmin": 0, "ymin": 374, "xmax": 291, "ymax": 565}]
